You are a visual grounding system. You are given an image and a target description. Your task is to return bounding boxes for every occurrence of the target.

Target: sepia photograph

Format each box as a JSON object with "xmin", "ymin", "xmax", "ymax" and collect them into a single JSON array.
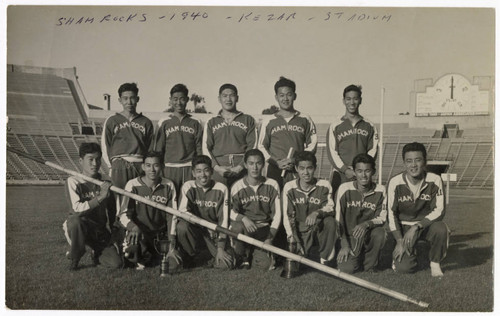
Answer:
[{"xmin": 2, "ymin": 1, "xmax": 496, "ymax": 312}]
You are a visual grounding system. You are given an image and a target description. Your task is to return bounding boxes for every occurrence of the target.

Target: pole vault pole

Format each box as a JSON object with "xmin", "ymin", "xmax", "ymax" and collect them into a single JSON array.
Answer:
[{"xmin": 7, "ymin": 146, "xmax": 429, "ymax": 308}]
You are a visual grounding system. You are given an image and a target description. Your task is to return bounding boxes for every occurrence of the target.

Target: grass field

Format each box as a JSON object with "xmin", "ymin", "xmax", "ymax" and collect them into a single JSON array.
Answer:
[{"xmin": 5, "ymin": 185, "xmax": 494, "ymax": 311}]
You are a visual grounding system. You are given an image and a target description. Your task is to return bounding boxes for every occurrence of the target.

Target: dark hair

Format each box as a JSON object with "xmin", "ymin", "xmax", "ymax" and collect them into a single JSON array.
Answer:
[
  {"xmin": 143, "ymin": 151, "xmax": 164, "ymax": 165},
  {"xmin": 79, "ymin": 142, "xmax": 102, "ymax": 158},
  {"xmin": 118, "ymin": 83, "xmax": 139, "ymax": 97},
  {"xmin": 295, "ymin": 151, "xmax": 317, "ymax": 168},
  {"xmin": 192, "ymin": 155, "xmax": 213, "ymax": 169},
  {"xmin": 274, "ymin": 76, "xmax": 296, "ymax": 94},
  {"xmin": 402, "ymin": 142, "xmax": 427, "ymax": 162},
  {"xmin": 352, "ymin": 153, "xmax": 376, "ymax": 170},
  {"xmin": 343, "ymin": 84, "xmax": 362, "ymax": 98},
  {"xmin": 170, "ymin": 83, "xmax": 189, "ymax": 97},
  {"xmin": 219, "ymin": 83, "xmax": 238, "ymax": 95},
  {"xmin": 244, "ymin": 148, "xmax": 265, "ymax": 163}
]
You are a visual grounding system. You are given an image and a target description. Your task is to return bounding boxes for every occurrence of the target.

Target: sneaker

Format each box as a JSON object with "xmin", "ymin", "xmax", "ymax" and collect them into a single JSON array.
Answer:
[
  {"xmin": 268, "ymin": 253, "xmax": 276, "ymax": 271},
  {"xmin": 239, "ymin": 260, "xmax": 251, "ymax": 270},
  {"xmin": 69, "ymin": 259, "xmax": 79, "ymax": 271},
  {"xmin": 90, "ymin": 250, "xmax": 100, "ymax": 266},
  {"xmin": 135, "ymin": 263, "xmax": 146, "ymax": 271}
]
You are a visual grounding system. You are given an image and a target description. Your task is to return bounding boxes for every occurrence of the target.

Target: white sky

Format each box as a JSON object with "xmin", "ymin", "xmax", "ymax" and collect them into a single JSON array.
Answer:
[{"xmin": 6, "ymin": 4, "xmax": 495, "ymax": 119}]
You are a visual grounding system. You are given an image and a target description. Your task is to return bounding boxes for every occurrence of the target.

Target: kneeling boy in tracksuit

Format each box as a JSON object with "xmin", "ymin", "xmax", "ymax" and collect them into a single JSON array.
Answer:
[
  {"xmin": 282, "ymin": 151, "xmax": 337, "ymax": 266},
  {"xmin": 64, "ymin": 142, "xmax": 123, "ymax": 271},
  {"xmin": 336, "ymin": 153, "xmax": 387, "ymax": 273},
  {"xmin": 176, "ymin": 155, "xmax": 235, "ymax": 269},
  {"xmin": 230, "ymin": 149, "xmax": 282, "ymax": 270},
  {"xmin": 120, "ymin": 151, "xmax": 179, "ymax": 269}
]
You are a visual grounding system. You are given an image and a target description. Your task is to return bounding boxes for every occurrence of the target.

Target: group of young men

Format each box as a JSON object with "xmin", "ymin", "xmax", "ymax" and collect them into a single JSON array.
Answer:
[{"xmin": 63, "ymin": 77, "xmax": 448, "ymax": 278}]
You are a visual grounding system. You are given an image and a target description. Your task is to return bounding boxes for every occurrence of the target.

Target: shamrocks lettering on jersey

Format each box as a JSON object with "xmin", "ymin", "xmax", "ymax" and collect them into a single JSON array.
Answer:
[
  {"xmin": 164, "ymin": 125, "xmax": 197, "ymax": 138},
  {"xmin": 336, "ymin": 128, "xmax": 369, "ymax": 141},
  {"xmin": 114, "ymin": 121, "xmax": 147, "ymax": 134},
  {"xmin": 270, "ymin": 124, "xmax": 305, "ymax": 135},
  {"xmin": 211, "ymin": 120, "xmax": 248, "ymax": 133}
]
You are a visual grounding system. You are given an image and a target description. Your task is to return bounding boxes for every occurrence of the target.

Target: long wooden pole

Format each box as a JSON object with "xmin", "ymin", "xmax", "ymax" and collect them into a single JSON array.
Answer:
[{"xmin": 7, "ymin": 146, "xmax": 429, "ymax": 308}]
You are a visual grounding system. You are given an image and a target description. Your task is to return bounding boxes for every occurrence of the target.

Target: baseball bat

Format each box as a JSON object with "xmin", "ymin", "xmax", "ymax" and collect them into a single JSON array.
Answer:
[{"xmin": 7, "ymin": 146, "xmax": 429, "ymax": 308}]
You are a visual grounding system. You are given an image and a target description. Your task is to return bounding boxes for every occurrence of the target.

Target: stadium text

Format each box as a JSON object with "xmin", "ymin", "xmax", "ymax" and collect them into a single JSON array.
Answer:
[{"xmin": 55, "ymin": 11, "xmax": 392, "ymax": 26}]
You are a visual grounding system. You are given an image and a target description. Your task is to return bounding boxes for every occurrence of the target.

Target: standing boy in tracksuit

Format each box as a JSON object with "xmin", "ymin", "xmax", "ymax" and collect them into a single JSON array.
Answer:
[
  {"xmin": 203, "ymin": 83, "xmax": 257, "ymax": 189},
  {"xmin": 64, "ymin": 142, "xmax": 122, "ymax": 271},
  {"xmin": 176, "ymin": 155, "xmax": 234, "ymax": 269},
  {"xmin": 102, "ymin": 82, "xmax": 154, "ymax": 194},
  {"xmin": 155, "ymin": 83, "xmax": 203, "ymax": 197},
  {"xmin": 326, "ymin": 85, "xmax": 378, "ymax": 194},
  {"xmin": 258, "ymin": 76, "xmax": 317, "ymax": 189},
  {"xmin": 230, "ymin": 149, "xmax": 281, "ymax": 270},
  {"xmin": 388, "ymin": 142, "xmax": 448, "ymax": 277},
  {"xmin": 120, "ymin": 152, "xmax": 180, "ymax": 269},
  {"xmin": 282, "ymin": 151, "xmax": 337, "ymax": 266},
  {"xmin": 336, "ymin": 153, "xmax": 387, "ymax": 274}
]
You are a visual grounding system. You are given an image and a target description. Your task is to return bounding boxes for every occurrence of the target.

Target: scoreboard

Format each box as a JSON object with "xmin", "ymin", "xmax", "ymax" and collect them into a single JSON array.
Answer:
[{"xmin": 415, "ymin": 74, "xmax": 490, "ymax": 117}]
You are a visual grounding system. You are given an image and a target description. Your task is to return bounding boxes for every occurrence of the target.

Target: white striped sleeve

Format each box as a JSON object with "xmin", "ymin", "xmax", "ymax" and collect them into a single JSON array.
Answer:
[
  {"xmin": 319, "ymin": 180, "xmax": 335, "ymax": 215},
  {"xmin": 101, "ymin": 115, "xmax": 113, "ymax": 168},
  {"xmin": 335, "ymin": 183, "xmax": 348, "ymax": 223},
  {"xmin": 66, "ymin": 177, "xmax": 94, "ymax": 213},
  {"xmin": 119, "ymin": 180, "xmax": 135, "ymax": 228},
  {"xmin": 387, "ymin": 177, "xmax": 400, "ymax": 232},
  {"xmin": 369, "ymin": 185, "xmax": 387, "ymax": 226},
  {"xmin": 257, "ymin": 117, "xmax": 272, "ymax": 161},
  {"xmin": 270, "ymin": 181, "xmax": 282, "ymax": 233},
  {"xmin": 282, "ymin": 182, "xmax": 293, "ymax": 238},
  {"xmin": 303, "ymin": 114, "xmax": 318, "ymax": 153},
  {"xmin": 166, "ymin": 179, "xmax": 178, "ymax": 236},
  {"xmin": 327, "ymin": 122, "xmax": 346, "ymax": 171},
  {"xmin": 367, "ymin": 120, "xmax": 379, "ymax": 159},
  {"xmin": 419, "ymin": 175, "xmax": 445, "ymax": 227},
  {"xmin": 220, "ymin": 184, "xmax": 229, "ymax": 229}
]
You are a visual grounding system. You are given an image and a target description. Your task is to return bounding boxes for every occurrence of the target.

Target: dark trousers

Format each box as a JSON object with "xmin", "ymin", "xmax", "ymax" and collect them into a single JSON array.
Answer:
[
  {"xmin": 176, "ymin": 220, "xmax": 234, "ymax": 268},
  {"xmin": 297, "ymin": 217, "xmax": 337, "ymax": 262},
  {"xmin": 230, "ymin": 221, "xmax": 274, "ymax": 269},
  {"xmin": 65, "ymin": 215, "xmax": 122, "ymax": 268},
  {"xmin": 266, "ymin": 163, "xmax": 296, "ymax": 190},
  {"xmin": 111, "ymin": 159, "xmax": 142, "ymax": 214},
  {"xmin": 162, "ymin": 165, "xmax": 192, "ymax": 203},
  {"xmin": 212, "ymin": 155, "xmax": 246, "ymax": 189},
  {"xmin": 266, "ymin": 162, "xmax": 296, "ymax": 253},
  {"xmin": 110, "ymin": 159, "xmax": 142, "ymax": 189},
  {"xmin": 393, "ymin": 221, "xmax": 449, "ymax": 273},
  {"xmin": 330, "ymin": 169, "xmax": 352, "ymax": 199},
  {"xmin": 337, "ymin": 226, "xmax": 386, "ymax": 273}
]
